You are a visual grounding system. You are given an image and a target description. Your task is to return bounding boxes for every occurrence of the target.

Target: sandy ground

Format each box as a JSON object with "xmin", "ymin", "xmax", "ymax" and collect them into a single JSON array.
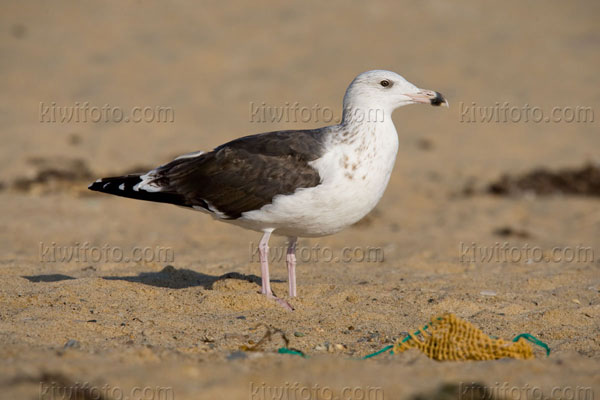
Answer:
[{"xmin": 1, "ymin": 1, "xmax": 599, "ymax": 399}]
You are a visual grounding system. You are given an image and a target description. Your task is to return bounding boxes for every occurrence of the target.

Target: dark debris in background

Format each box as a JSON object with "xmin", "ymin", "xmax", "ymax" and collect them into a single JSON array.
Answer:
[
  {"xmin": 486, "ymin": 163, "xmax": 600, "ymax": 197},
  {"xmin": 12, "ymin": 157, "xmax": 93, "ymax": 194}
]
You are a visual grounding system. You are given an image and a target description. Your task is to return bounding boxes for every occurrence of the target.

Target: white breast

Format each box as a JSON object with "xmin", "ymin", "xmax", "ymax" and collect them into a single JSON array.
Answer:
[{"xmin": 237, "ymin": 121, "xmax": 399, "ymax": 237}]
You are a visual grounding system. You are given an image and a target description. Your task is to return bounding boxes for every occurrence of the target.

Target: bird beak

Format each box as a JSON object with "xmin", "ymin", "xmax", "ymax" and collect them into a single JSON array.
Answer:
[{"xmin": 405, "ymin": 89, "xmax": 449, "ymax": 107}]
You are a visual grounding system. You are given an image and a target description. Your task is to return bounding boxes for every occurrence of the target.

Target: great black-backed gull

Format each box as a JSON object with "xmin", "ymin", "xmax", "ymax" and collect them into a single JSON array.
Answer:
[{"xmin": 89, "ymin": 70, "xmax": 447, "ymax": 310}]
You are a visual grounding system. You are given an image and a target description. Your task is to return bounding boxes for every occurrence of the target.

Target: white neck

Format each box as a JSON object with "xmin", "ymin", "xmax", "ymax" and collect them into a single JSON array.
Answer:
[{"xmin": 340, "ymin": 104, "xmax": 392, "ymax": 126}]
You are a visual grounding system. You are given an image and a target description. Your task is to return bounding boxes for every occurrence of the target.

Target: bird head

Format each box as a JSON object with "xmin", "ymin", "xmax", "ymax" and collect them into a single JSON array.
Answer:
[{"xmin": 342, "ymin": 70, "xmax": 447, "ymax": 123}]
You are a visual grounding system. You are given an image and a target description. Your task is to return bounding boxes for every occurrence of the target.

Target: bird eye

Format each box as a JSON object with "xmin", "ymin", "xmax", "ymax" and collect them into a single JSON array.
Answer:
[{"xmin": 380, "ymin": 80, "xmax": 391, "ymax": 87}]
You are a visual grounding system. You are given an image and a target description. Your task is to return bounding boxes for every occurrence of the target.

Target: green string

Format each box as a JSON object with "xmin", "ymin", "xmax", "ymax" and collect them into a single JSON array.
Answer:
[
  {"xmin": 277, "ymin": 324, "xmax": 434, "ymax": 359},
  {"xmin": 277, "ymin": 327, "xmax": 551, "ymax": 359},
  {"xmin": 277, "ymin": 347, "xmax": 307, "ymax": 358},
  {"xmin": 360, "ymin": 332, "xmax": 551, "ymax": 360},
  {"xmin": 362, "ymin": 323, "xmax": 433, "ymax": 359},
  {"xmin": 362, "ymin": 345, "xmax": 393, "ymax": 359},
  {"xmin": 512, "ymin": 333, "xmax": 551, "ymax": 356}
]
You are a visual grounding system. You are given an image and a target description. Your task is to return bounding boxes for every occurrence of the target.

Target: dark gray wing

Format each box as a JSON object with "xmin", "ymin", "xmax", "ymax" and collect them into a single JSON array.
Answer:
[{"xmin": 121, "ymin": 129, "xmax": 326, "ymax": 218}]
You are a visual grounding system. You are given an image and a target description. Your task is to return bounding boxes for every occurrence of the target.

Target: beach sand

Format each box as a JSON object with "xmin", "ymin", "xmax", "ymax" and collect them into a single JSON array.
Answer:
[{"xmin": 1, "ymin": 1, "xmax": 599, "ymax": 399}]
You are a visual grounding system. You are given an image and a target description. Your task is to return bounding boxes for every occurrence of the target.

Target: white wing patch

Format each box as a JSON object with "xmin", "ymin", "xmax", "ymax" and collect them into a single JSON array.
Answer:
[
  {"xmin": 205, "ymin": 200, "xmax": 229, "ymax": 218},
  {"xmin": 133, "ymin": 151, "xmax": 205, "ymax": 192},
  {"xmin": 175, "ymin": 150, "xmax": 205, "ymax": 160},
  {"xmin": 192, "ymin": 201, "xmax": 229, "ymax": 219},
  {"xmin": 133, "ymin": 171, "xmax": 163, "ymax": 192}
]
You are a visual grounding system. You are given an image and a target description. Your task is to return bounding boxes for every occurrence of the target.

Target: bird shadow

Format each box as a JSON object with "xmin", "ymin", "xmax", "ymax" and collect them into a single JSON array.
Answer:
[
  {"xmin": 102, "ymin": 265, "xmax": 282, "ymax": 290},
  {"xmin": 22, "ymin": 274, "xmax": 76, "ymax": 283}
]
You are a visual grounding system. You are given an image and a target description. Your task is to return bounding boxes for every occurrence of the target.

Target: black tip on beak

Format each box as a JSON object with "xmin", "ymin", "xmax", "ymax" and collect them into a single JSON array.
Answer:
[{"xmin": 430, "ymin": 92, "xmax": 447, "ymax": 107}]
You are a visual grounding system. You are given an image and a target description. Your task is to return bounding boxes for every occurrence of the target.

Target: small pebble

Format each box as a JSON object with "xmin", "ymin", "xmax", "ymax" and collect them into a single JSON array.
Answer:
[
  {"xmin": 294, "ymin": 331, "xmax": 305, "ymax": 337},
  {"xmin": 63, "ymin": 339, "xmax": 80, "ymax": 349},
  {"xmin": 227, "ymin": 351, "xmax": 247, "ymax": 360}
]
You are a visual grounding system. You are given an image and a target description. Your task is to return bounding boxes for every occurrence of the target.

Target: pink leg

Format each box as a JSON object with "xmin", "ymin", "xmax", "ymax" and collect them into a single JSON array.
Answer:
[
  {"xmin": 258, "ymin": 231, "xmax": 272, "ymax": 295},
  {"xmin": 258, "ymin": 231, "xmax": 293, "ymax": 311},
  {"xmin": 286, "ymin": 237, "xmax": 297, "ymax": 297}
]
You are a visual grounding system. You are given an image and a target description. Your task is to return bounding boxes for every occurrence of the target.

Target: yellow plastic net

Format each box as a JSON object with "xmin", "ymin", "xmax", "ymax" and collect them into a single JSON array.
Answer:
[{"xmin": 392, "ymin": 313, "xmax": 535, "ymax": 361}]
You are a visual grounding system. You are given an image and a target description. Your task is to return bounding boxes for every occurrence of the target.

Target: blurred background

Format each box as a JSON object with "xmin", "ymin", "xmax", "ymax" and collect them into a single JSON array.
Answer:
[
  {"xmin": 2, "ymin": 0, "xmax": 598, "ymax": 181},
  {"xmin": 2, "ymin": 0, "xmax": 599, "ymax": 261},
  {"xmin": 1, "ymin": 1, "xmax": 599, "ymax": 399}
]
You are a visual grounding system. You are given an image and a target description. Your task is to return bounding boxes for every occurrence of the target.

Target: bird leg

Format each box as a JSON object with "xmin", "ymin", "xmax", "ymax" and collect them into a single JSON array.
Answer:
[
  {"xmin": 286, "ymin": 237, "xmax": 298, "ymax": 297},
  {"xmin": 258, "ymin": 231, "xmax": 293, "ymax": 310},
  {"xmin": 258, "ymin": 231, "xmax": 272, "ymax": 295}
]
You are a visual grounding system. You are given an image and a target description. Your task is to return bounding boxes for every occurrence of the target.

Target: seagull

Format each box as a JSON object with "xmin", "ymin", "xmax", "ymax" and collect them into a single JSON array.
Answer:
[{"xmin": 89, "ymin": 70, "xmax": 447, "ymax": 310}]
